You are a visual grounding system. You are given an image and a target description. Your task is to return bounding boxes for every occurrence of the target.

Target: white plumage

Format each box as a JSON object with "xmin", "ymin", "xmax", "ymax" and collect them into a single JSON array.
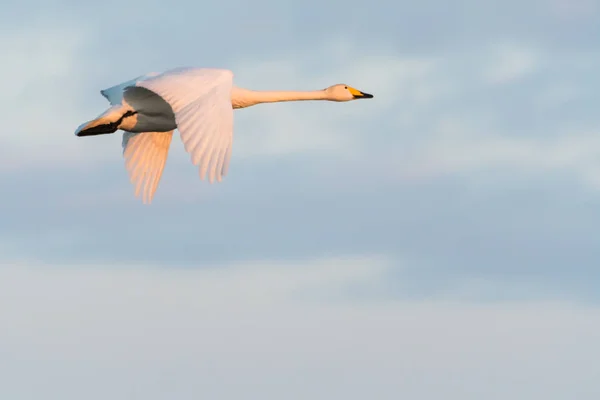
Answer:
[{"xmin": 75, "ymin": 67, "xmax": 373, "ymax": 204}]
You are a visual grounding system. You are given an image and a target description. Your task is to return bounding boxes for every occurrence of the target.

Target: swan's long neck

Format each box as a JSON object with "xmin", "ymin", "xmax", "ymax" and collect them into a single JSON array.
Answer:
[{"xmin": 231, "ymin": 87, "xmax": 328, "ymax": 109}]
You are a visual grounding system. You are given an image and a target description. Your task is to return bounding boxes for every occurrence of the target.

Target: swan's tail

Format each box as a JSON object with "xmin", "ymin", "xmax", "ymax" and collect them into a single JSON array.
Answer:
[{"xmin": 75, "ymin": 105, "xmax": 137, "ymax": 137}]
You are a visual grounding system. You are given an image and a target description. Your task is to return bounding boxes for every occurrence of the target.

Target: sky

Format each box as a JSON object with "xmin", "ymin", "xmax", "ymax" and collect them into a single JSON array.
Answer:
[{"xmin": 2, "ymin": 0, "xmax": 600, "ymax": 398}]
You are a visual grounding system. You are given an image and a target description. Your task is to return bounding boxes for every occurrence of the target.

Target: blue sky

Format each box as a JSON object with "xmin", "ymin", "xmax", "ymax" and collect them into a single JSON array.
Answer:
[{"xmin": 2, "ymin": 0, "xmax": 600, "ymax": 398}]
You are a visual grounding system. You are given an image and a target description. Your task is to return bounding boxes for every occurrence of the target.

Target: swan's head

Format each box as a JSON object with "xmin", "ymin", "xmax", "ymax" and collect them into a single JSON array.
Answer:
[{"xmin": 325, "ymin": 84, "xmax": 374, "ymax": 102}]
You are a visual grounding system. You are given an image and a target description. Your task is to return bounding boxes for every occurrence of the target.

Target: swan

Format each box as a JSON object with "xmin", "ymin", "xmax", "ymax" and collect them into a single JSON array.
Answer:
[{"xmin": 74, "ymin": 67, "xmax": 374, "ymax": 204}]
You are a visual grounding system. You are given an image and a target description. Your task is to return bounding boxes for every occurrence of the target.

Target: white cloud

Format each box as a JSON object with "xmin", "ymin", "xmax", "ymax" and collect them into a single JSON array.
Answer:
[
  {"xmin": 550, "ymin": 0, "xmax": 598, "ymax": 20},
  {"xmin": 533, "ymin": 82, "xmax": 581, "ymax": 110},
  {"xmin": 6, "ymin": 31, "xmax": 599, "ymax": 199},
  {"xmin": 0, "ymin": 32, "xmax": 439, "ymax": 178},
  {"xmin": 231, "ymin": 40, "xmax": 442, "ymax": 159},
  {"xmin": 392, "ymin": 114, "xmax": 600, "ymax": 189},
  {"xmin": 0, "ymin": 29, "xmax": 79, "ymax": 135},
  {"xmin": 0, "ymin": 24, "xmax": 122, "ymax": 171},
  {"xmin": 482, "ymin": 43, "xmax": 538, "ymax": 84},
  {"xmin": 1, "ymin": 257, "xmax": 600, "ymax": 400}
]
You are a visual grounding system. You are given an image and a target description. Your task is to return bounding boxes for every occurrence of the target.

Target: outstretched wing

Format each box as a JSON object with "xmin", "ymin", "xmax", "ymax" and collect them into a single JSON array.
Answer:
[
  {"xmin": 134, "ymin": 67, "xmax": 234, "ymax": 183},
  {"xmin": 122, "ymin": 131, "xmax": 174, "ymax": 204},
  {"xmin": 100, "ymin": 72, "xmax": 160, "ymax": 105}
]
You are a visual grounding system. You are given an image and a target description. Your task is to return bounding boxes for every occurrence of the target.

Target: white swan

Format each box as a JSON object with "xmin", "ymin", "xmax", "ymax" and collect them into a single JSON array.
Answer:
[{"xmin": 75, "ymin": 67, "xmax": 373, "ymax": 204}]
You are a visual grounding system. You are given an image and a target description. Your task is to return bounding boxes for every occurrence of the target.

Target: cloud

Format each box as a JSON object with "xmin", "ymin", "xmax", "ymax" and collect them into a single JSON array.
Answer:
[
  {"xmin": 317, "ymin": 41, "xmax": 600, "ymax": 191},
  {"xmin": 2, "ymin": 33, "xmax": 600, "ymax": 299},
  {"xmin": 0, "ymin": 23, "xmax": 122, "ymax": 171},
  {"xmin": 8, "ymin": 31, "xmax": 587, "ymax": 195},
  {"xmin": 227, "ymin": 38, "xmax": 441, "ymax": 159},
  {"xmin": 4, "ymin": 5, "xmax": 600, "ymax": 397},
  {"xmin": 219, "ymin": 38, "xmax": 600, "ymax": 195},
  {"xmin": 1, "ymin": 30, "xmax": 446, "ymax": 174},
  {"xmin": 550, "ymin": 0, "xmax": 598, "ymax": 20},
  {"xmin": 0, "ymin": 26, "xmax": 83, "ymax": 137},
  {"xmin": 482, "ymin": 43, "xmax": 538, "ymax": 84},
  {"xmin": 1, "ymin": 31, "xmax": 430, "ymax": 176},
  {"xmin": 393, "ymin": 113, "xmax": 600, "ymax": 190},
  {"xmin": 4, "ymin": 2, "xmax": 600, "ymax": 398},
  {"xmin": 1, "ymin": 257, "xmax": 600, "ymax": 400}
]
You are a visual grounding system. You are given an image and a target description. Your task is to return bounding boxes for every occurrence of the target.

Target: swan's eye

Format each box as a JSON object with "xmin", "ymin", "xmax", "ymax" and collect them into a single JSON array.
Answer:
[{"xmin": 344, "ymin": 86, "xmax": 348, "ymax": 89}]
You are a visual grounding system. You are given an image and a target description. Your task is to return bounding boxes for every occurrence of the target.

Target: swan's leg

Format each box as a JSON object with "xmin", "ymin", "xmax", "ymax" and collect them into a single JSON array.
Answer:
[{"xmin": 75, "ymin": 106, "xmax": 137, "ymax": 137}]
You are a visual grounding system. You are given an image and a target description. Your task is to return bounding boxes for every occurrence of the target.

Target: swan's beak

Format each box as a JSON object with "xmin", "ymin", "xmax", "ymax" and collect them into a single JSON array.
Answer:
[
  {"xmin": 348, "ymin": 86, "xmax": 374, "ymax": 99},
  {"xmin": 355, "ymin": 91, "xmax": 373, "ymax": 99}
]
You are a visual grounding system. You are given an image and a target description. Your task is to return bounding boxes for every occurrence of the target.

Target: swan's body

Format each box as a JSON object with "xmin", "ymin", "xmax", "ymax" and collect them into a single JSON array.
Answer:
[{"xmin": 75, "ymin": 67, "xmax": 373, "ymax": 204}]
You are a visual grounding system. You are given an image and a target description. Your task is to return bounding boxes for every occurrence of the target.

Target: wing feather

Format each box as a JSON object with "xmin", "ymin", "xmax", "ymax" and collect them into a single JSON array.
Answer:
[
  {"xmin": 100, "ymin": 72, "xmax": 160, "ymax": 105},
  {"xmin": 122, "ymin": 131, "xmax": 173, "ymax": 204},
  {"xmin": 136, "ymin": 68, "xmax": 234, "ymax": 183}
]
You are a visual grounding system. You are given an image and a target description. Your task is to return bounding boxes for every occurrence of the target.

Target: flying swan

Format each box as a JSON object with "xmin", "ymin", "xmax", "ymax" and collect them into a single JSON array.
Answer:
[{"xmin": 74, "ymin": 67, "xmax": 374, "ymax": 204}]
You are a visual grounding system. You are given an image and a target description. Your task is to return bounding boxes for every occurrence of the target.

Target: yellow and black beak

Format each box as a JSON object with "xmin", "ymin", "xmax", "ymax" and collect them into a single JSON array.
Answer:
[{"xmin": 348, "ymin": 86, "xmax": 374, "ymax": 99}]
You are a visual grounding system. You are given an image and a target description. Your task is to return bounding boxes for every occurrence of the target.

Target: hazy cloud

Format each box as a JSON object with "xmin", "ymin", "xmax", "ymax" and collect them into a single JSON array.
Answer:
[
  {"xmin": 3, "ymin": 1, "xmax": 600, "ymax": 398},
  {"xmin": 2, "ymin": 258, "xmax": 600, "ymax": 400}
]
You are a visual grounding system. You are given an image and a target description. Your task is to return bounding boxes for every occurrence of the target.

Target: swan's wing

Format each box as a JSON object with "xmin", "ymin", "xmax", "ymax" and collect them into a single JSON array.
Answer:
[
  {"xmin": 122, "ymin": 130, "xmax": 174, "ymax": 204},
  {"xmin": 100, "ymin": 72, "xmax": 160, "ymax": 105},
  {"xmin": 134, "ymin": 67, "xmax": 234, "ymax": 183}
]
